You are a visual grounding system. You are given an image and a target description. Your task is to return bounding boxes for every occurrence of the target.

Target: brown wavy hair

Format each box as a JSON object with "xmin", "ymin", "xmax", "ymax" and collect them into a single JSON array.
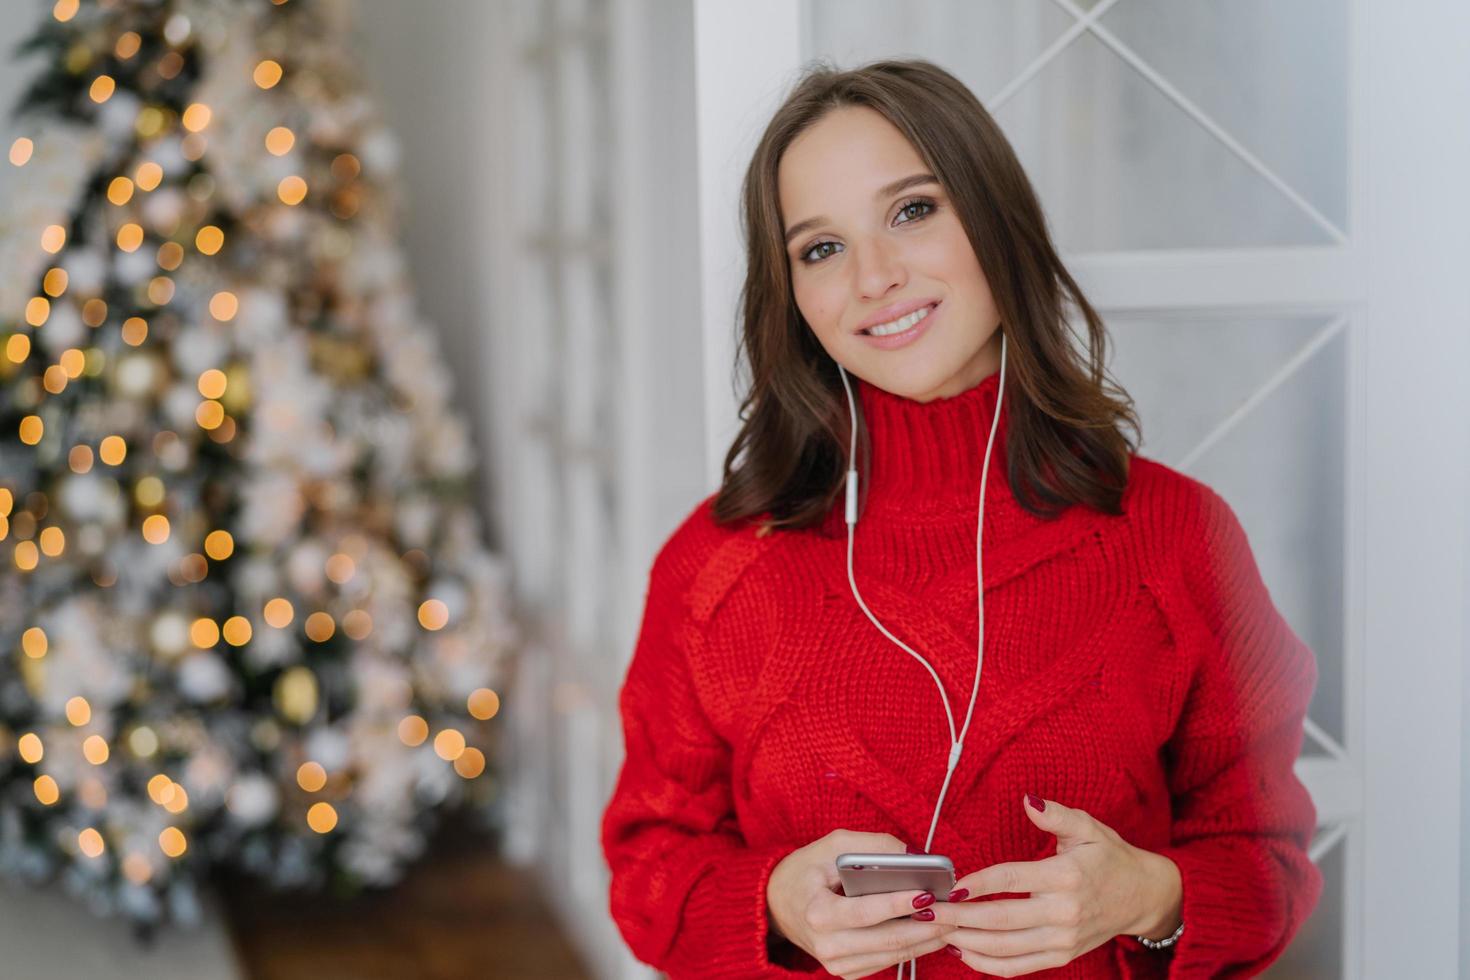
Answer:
[{"xmin": 712, "ymin": 57, "xmax": 1140, "ymax": 535}]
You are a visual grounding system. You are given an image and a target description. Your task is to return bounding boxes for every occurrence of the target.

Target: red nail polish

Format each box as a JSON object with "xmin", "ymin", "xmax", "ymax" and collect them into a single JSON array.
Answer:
[
  {"xmin": 912, "ymin": 891, "xmax": 935, "ymax": 909},
  {"xmin": 946, "ymin": 944, "xmax": 963, "ymax": 957},
  {"xmin": 904, "ymin": 843, "xmax": 920, "ymax": 854},
  {"xmin": 947, "ymin": 887, "xmax": 969, "ymax": 902},
  {"xmin": 1026, "ymin": 793, "xmax": 1046, "ymax": 812},
  {"xmin": 910, "ymin": 908, "xmax": 935, "ymax": 921}
]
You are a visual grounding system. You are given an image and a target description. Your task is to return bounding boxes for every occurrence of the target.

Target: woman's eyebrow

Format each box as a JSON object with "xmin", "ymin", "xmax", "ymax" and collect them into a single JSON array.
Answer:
[{"xmin": 783, "ymin": 173, "xmax": 939, "ymax": 245}]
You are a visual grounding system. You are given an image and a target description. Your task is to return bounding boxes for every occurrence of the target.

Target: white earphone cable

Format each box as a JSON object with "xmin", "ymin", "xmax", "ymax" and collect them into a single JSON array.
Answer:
[{"xmin": 835, "ymin": 332, "xmax": 1008, "ymax": 979}]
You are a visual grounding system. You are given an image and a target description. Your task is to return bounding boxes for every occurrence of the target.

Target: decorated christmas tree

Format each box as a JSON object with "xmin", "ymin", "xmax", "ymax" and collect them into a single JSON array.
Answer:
[{"xmin": 0, "ymin": 0, "xmax": 517, "ymax": 934}]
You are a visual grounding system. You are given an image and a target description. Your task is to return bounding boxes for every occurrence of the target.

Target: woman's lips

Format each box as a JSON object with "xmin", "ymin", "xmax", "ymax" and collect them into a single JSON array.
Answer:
[{"xmin": 859, "ymin": 302, "xmax": 939, "ymax": 350}]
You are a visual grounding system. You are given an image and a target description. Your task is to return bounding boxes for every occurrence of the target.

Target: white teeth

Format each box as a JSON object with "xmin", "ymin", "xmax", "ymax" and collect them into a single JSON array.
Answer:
[{"xmin": 866, "ymin": 304, "xmax": 934, "ymax": 337}]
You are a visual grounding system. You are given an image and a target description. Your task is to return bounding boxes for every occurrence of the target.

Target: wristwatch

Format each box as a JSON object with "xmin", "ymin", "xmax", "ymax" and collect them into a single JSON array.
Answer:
[{"xmin": 1137, "ymin": 919, "xmax": 1184, "ymax": 950}]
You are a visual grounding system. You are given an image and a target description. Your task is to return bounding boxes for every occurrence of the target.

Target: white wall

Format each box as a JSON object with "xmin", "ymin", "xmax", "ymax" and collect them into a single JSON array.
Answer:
[
  {"xmin": 356, "ymin": 3, "xmax": 708, "ymax": 978},
  {"xmin": 352, "ymin": 0, "xmax": 513, "ymax": 554}
]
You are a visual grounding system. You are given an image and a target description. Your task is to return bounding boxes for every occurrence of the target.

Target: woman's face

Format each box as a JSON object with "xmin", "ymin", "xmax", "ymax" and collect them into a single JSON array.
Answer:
[{"xmin": 778, "ymin": 105, "xmax": 1003, "ymax": 403}]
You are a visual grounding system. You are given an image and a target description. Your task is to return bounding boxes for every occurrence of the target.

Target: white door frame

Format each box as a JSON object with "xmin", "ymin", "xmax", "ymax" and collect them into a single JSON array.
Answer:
[{"xmin": 1357, "ymin": 2, "xmax": 1469, "ymax": 976}]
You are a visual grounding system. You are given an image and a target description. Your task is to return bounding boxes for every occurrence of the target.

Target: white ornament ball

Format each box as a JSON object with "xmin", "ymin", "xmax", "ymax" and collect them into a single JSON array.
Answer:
[
  {"xmin": 226, "ymin": 773, "xmax": 280, "ymax": 828},
  {"xmin": 304, "ymin": 727, "xmax": 351, "ymax": 772},
  {"xmin": 141, "ymin": 187, "xmax": 186, "ymax": 230},
  {"xmin": 63, "ymin": 248, "xmax": 106, "ymax": 294},
  {"xmin": 177, "ymin": 651, "xmax": 232, "ymax": 702},
  {"xmin": 35, "ymin": 303, "xmax": 85, "ymax": 357},
  {"xmin": 286, "ymin": 540, "xmax": 329, "ymax": 596},
  {"xmin": 150, "ymin": 612, "xmax": 190, "ymax": 658},
  {"xmin": 114, "ymin": 351, "xmax": 161, "ymax": 398}
]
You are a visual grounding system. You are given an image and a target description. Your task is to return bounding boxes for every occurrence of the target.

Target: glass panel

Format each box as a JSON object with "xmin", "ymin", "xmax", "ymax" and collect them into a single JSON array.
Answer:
[
  {"xmin": 565, "ymin": 258, "xmax": 602, "ymax": 451},
  {"xmin": 993, "ymin": 29, "xmax": 1333, "ymax": 250},
  {"xmin": 569, "ymin": 467, "xmax": 601, "ymax": 653},
  {"xmin": 1262, "ymin": 824, "xmax": 1346, "ymax": 978},
  {"xmin": 1100, "ymin": 0, "xmax": 1349, "ymax": 234},
  {"xmin": 514, "ymin": 255, "xmax": 560, "ymax": 609},
  {"xmin": 803, "ymin": 0, "xmax": 1343, "ymax": 250},
  {"xmin": 557, "ymin": 24, "xmax": 600, "ymax": 233},
  {"xmin": 805, "ymin": 0, "xmax": 1079, "ymax": 107},
  {"xmin": 1105, "ymin": 313, "xmax": 1346, "ymax": 752}
]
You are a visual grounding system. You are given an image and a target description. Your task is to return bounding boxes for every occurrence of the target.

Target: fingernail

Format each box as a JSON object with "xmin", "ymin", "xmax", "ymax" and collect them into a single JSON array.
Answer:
[
  {"xmin": 1025, "ymin": 793, "xmax": 1046, "ymax": 812},
  {"xmin": 912, "ymin": 891, "xmax": 935, "ymax": 909},
  {"xmin": 947, "ymin": 887, "xmax": 969, "ymax": 902},
  {"xmin": 904, "ymin": 842, "xmax": 920, "ymax": 854},
  {"xmin": 910, "ymin": 908, "xmax": 934, "ymax": 921},
  {"xmin": 946, "ymin": 944, "xmax": 963, "ymax": 957}
]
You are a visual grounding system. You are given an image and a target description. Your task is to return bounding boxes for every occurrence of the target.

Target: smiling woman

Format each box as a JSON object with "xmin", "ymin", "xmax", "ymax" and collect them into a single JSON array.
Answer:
[
  {"xmin": 718, "ymin": 58, "xmax": 1141, "ymax": 534},
  {"xmin": 601, "ymin": 58, "xmax": 1322, "ymax": 980},
  {"xmin": 779, "ymin": 115, "xmax": 996, "ymax": 390}
]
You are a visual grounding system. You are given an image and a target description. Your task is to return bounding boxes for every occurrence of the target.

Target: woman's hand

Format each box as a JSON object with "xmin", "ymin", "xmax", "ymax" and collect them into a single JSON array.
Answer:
[
  {"xmin": 766, "ymin": 829, "xmax": 954, "ymax": 979},
  {"xmin": 931, "ymin": 794, "xmax": 1183, "ymax": 977}
]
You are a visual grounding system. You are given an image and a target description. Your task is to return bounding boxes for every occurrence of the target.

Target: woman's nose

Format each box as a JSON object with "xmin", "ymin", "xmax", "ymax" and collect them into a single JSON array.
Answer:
[{"xmin": 852, "ymin": 237, "xmax": 907, "ymax": 300}]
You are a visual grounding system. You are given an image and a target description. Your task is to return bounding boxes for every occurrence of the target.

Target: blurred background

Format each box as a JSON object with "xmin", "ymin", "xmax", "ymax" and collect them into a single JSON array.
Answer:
[{"xmin": 0, "ymin": 1, "xmax": 1465, "ymax": 978}]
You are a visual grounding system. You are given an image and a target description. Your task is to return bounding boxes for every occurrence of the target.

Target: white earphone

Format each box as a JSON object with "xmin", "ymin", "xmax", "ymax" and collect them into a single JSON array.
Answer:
[{"xmin": 836, "ymin": 331, "xmax": 1008, "ymax": 979}]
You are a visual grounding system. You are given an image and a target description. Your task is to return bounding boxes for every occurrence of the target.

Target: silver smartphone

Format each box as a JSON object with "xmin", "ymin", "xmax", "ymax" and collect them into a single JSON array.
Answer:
[{"xmin": 835, "ymin": 852, "xmax": 956, "ymax": 899}]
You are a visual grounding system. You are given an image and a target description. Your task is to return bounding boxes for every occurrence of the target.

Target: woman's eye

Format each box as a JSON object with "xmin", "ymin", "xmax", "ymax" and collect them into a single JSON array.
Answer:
[
  {"xmin": 797, "ymin": 197, "xmax": 937, "ymax": 265},
  {"xmin": 802, "ymin": 241, "xmax": 839, "ymax": 263},
  {"xmin": 894, "ymin": 198, "xmax": 935, "ymax": 224}
]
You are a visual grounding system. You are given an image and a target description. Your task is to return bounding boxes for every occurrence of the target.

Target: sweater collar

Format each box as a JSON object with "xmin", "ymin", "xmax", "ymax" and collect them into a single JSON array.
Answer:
[{"xmin": 819, "ymin": 368, "xmax": 1022, "ymax": 535}]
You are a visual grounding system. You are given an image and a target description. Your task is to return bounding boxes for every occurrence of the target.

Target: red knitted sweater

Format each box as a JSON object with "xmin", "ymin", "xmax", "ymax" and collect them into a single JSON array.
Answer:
[{"xmin": 601, "ymin": 369, "xmax": 1322, "ymax": 978}]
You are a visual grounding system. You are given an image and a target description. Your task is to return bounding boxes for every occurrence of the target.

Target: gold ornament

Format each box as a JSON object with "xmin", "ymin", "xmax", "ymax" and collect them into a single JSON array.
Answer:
[{"xmin": 273, "ymin": 666, "xmax": 318, "ymax": 724}]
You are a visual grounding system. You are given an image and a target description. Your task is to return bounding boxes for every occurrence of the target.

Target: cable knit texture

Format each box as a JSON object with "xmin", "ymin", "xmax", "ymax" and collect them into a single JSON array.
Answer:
[{"xmin": 601, "ymin": 370, "xmax": 1323, "ymax": 978}]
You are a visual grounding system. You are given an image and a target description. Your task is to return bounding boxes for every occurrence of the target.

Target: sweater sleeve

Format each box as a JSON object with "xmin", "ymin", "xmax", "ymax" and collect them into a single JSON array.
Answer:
[
  {"xmin": 1144, "ymin": 485, "xmax": 1325, "ymax": 978},
  {"xmin": 600, "ymin": 526, "xmax": 828, "ymax": 979}
]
